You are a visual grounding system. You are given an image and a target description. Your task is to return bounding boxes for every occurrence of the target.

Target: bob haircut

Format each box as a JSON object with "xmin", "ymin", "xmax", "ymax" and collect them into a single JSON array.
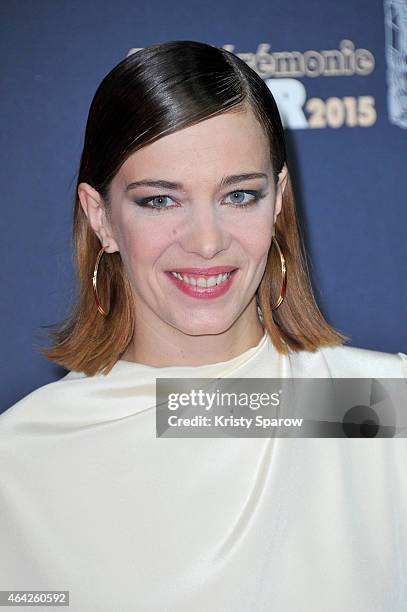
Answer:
[{"xmin": 40, "ymin": 40, "xmax": 349, "ymax": 376}]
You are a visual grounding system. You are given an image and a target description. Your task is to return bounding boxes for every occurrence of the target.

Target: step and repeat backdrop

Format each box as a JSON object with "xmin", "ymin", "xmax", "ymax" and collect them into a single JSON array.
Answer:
[{"xmin": 1, "ymin": 0, "xmax": 406, "ymax": 411}]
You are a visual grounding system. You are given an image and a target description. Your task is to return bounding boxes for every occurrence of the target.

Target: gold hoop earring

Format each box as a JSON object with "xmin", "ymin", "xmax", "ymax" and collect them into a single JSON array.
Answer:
[
  {"xmin": 270, "ymin": 235, "xmax": 286, "ymax": 311},
  {"xmin": 92, "ymin": 246, "xmax": 110, "ymax": 317}
]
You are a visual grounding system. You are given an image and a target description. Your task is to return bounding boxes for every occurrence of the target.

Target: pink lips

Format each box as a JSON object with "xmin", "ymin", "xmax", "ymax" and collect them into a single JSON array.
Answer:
[{"xmin": 165, "ymin": 268, "xmax": 238, "ymax": 299}]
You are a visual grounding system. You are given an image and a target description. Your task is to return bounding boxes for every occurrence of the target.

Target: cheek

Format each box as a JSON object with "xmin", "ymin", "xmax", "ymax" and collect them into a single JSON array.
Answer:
[
  {"xmin": 235, "ymin": 215, "xmax": 273, "ymax": 260},
  {"xmin": 117, "ymin": 216, "xmax": 173, "ymax": 277}
]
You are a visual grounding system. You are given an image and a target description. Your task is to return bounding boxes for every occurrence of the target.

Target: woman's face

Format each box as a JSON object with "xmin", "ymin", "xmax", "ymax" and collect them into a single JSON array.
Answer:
[{"xmin": 82, "ymin": 107, "xmax": 287, "ymax": 337}]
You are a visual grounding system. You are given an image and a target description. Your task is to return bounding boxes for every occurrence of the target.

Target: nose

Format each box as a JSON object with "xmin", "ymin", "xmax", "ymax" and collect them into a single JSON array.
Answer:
[{"xmin": 180, "ymin": 204, "xmax": 231, "ymax": 259}]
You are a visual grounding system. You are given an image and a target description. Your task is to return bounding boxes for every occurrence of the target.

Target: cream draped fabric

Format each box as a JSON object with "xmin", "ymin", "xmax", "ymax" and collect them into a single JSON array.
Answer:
[{"xmin": 1, "ymin": 331, "xmax": 407, "ymax": 611}]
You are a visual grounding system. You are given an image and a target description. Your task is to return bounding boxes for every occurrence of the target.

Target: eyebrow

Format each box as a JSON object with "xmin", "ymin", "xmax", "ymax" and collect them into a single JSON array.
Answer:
[{"xmin": 124, "ymin": 172, "xmax": 268, "ymax": 193}]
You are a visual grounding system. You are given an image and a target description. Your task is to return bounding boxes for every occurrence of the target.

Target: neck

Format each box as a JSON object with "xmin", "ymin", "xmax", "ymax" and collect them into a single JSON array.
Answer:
[{"xmin": 120, "ymin": 301, "xmax": 265, "ymax": 367}]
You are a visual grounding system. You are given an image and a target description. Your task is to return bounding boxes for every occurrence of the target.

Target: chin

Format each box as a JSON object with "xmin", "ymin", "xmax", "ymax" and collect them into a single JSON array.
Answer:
[{"xmin": 171, "ymin": 318, "xmax": 235, "ymax": 337}]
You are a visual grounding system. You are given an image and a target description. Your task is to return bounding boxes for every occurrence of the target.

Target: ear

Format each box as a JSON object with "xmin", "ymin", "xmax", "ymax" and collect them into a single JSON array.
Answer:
[
  {"xmin": 77, "ymin": 183, "xmax": 120, "ymax": 253},
  {"xmin": 273, "ymin": 163, "xmax": 289, "ymax": 225}
]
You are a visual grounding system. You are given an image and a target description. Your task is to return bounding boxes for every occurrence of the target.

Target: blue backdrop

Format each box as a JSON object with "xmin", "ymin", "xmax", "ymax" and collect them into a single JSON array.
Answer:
[{"xmin": 1, "ymin": 0, "xmax": 406, "ymax": 413}]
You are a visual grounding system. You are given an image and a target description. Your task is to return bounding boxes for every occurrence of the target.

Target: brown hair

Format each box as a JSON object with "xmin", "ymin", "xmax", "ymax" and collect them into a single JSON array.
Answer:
[{"xmin": 39, "ymin": 40, "xmax": 349, "ymax": 376}]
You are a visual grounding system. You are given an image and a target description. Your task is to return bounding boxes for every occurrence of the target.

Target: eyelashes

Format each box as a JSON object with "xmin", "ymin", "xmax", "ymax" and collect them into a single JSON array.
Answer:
[{"xmin": 133, "ymin": 189, "xmax": 268, "ymax": 213}]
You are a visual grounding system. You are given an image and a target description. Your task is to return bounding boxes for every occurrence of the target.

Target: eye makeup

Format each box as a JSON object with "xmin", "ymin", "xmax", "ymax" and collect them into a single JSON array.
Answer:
[{"xmin": 133, "ymin": 189, "xmax": 268, "ymax": 213}]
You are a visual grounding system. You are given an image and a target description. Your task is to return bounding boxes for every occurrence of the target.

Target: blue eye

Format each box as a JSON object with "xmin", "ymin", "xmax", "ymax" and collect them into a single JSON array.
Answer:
[
  {"xmin": 134, "ymin": 189, "xmax": 266, "ymax": 212},
  {"xmin": 135, "ymin": 195, "xmax": 174, "ymax": 210},
  {"xmin": 224, "ymin": 190, "xmax": 264, "ymax": 208}
]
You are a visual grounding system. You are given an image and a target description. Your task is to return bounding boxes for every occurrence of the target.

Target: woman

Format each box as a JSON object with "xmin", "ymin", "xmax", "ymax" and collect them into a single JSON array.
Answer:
[{"xmin": 1, "ymin": 40, "xmax": 406, "ymax": 612}]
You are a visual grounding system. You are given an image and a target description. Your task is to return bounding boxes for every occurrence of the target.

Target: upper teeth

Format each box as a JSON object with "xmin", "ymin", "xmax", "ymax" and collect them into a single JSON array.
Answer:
[{"xmin": 170, "ymin": 271, "xmax": 231, "ymax": 287}]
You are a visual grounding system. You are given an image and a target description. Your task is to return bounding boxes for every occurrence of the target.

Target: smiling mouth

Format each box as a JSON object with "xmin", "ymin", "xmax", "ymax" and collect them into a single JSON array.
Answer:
[{"xmin": 168, "ymin": 270, "xmax": 234, "ymax": 288}]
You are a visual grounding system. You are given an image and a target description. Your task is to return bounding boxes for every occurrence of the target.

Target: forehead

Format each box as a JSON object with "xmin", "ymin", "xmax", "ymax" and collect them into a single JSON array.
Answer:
[{"xmin": 119, "ymin": 108, "xmax": 270, "ymax": 181}]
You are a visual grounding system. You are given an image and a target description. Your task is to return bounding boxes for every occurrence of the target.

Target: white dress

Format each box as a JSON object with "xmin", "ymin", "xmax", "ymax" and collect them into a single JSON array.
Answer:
[{"xmin": 0, "ymin": 331, "xmax": 406, "ymax": 612}]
